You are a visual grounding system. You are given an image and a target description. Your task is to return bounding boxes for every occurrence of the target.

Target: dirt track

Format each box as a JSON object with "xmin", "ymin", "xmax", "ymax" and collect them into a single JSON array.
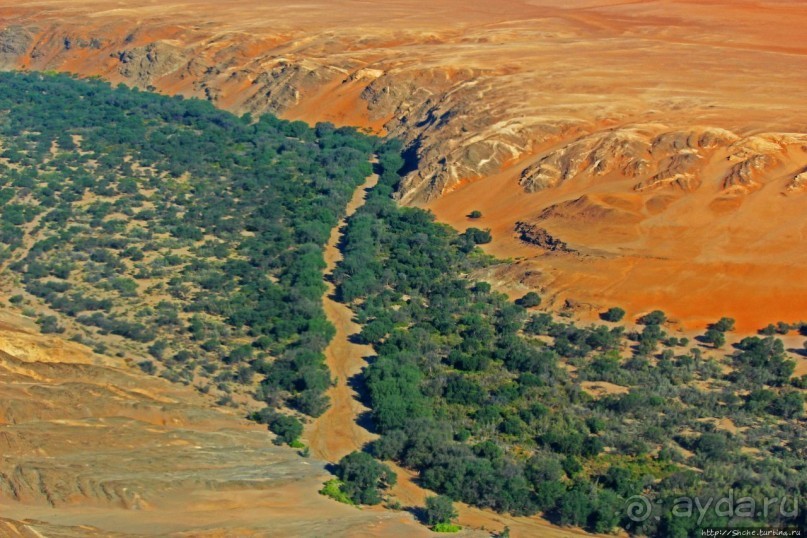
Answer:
[{"xmin": 305, "ymin": 163, "xmax": 380, "ymax": 463}]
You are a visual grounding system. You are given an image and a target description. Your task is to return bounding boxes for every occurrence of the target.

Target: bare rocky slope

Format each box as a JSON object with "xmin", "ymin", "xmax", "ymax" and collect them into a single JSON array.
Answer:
[
  {"xmin": 1, "ymin": 0, "xmax": 805, "ymax": 328},
  {"xmin": 0, "ymin": 312, "xmax": 430, "ymax": 537},
  {"xmin": 0, "ymin": 0, "xmax": 804, "ymax": 203}
]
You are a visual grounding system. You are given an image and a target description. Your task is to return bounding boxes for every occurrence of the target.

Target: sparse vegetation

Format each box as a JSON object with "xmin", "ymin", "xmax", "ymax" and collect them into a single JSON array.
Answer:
[{"xmin": 0, "ymin": 71, "xmax": 376, "ymax": 415}]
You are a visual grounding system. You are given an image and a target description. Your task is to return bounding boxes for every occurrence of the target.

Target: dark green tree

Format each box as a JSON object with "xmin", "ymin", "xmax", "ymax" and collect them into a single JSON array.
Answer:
[{"xmin": 424, "ymin": 495, "xmax": 458, "ymax": 526}]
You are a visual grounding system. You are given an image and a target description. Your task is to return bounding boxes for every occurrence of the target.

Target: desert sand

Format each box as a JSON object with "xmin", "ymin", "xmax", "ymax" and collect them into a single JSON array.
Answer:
[
  {"xmin": 305, "ymin": 164, "xmax": 380, "ymax": 463},
  {"xmin": 0, "ymin": 310, "xmax": 427, "ymax": 537}
]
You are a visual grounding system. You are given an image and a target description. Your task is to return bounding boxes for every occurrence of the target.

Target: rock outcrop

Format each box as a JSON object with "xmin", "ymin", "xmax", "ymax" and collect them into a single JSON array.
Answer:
[
  {"xmin": 115, "ymin": 42, "xmax": 187, "ymax": 85},
  {"xmin": 0, "ymin": 25, "xmax": 32, "ymax": 66},
  {"xmin": 514, "ymin": 221, "xmax": 573, "ymax": 253}
]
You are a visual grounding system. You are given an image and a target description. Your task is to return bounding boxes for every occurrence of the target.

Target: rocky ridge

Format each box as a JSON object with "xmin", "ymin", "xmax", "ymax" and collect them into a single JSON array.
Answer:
[{"xmin": 1, "ymin": 1, "xmax": 805, "ymax": 205}]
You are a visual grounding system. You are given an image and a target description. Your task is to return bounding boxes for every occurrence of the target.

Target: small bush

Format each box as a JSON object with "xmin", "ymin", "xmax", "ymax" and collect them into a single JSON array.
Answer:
[
  {"xmin": 424, "ymin": 495, "xmax": 458, "ymax": 527},
  {"xmin": 516, "ymin": 291, "xmax": 541, "ymax": 308},
  {"xmin": 602, "ymin": 307, "xmax": 625, "ymax": 322},
  {"xmin": 319, "ymin": 479, "xmax": 355, "ymax": 506},
  {"xmin": 268, "ymin": 415, "xmax": 304, "ymax": 446},
  {"xmin": 335, "ymin": 451, "xmax": 397, "ymax": 505},
  {"xmin": 638, "ymin": 310, "xmax": 666, "ymax": 326},
  {"xmin": 712, "ymin": 317, "xmax": 735, "ymax": 332},
  {"xmin": 138, "ymin": 360, "xmax": 156, "ymax": 375},
  {"xmin": 434, "ymin": 523, "xmax": 462, "ymax": 533}
]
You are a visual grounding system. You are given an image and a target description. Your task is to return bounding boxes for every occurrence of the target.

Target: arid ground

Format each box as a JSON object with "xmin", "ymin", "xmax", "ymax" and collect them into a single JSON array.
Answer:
[
  {"xmin": 0, "ymin": 1, "xmax": 806, "ymax": 536},
  {"xmin": 0, "ymin": 310, "xmax": 433, "ymax": 537}
]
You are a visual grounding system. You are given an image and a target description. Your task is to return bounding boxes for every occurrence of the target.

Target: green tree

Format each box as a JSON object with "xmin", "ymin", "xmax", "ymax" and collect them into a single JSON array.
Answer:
[
  {"xmin": 516, "ymin": 291, "xmax": 542, "ymax": 308},
  {"xmin": 712, "ymin": 317, "xmax": 735, "ymax": 332},
  {"xmin": 702, "ymin": 328, "xmax": 726, "ymax": 349},
  {"xmin": 336, "ymin": 451, "xmax": 397, "ymax": 505},
  {"xmin": 602, "ymin": 307, "xmax": 626, "ymax": 322},
  {"xmin": 769, "ymin": 391, "xmax": 804, "ymax": 419},
  {"xmin": 424, "ymin": 495, "xmax": 458, "ymax": 526},
  {"xmin": 639, "ymin": 310, "xmax": 666, "ymax": 326},
  {"xmin": 590, "ymin": 489, "xmax": 622, "ymax": 533},
  {"xmin": 557, "ymin": 483, "xmax": 593, "ymax": 527},
  {"xmin": 268, "ymin": 415, "xmax": 303, "ymax": 446}
]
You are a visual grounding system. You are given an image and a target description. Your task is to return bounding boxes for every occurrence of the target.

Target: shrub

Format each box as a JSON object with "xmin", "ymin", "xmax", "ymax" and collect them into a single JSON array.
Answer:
[
  {"xmin": 37, "ymin": 315, "xmax": 64, "ymax": 334},
  {"xmin": 638, "ymin": 310, "xmax": 667, "ymax": 326},
  {"xmin": 137, "ymin": 360, "xmax": 156, "ymax": 374},
  {"xmin": 769, "ymin": 391, "xmax": 804, "ymax": 419},
  {"xmin": 335, "ymin": 451, "xmax": 397, "ymax": 505},
  {"xmin": 319, "ymin": 478, "xmax": 355, "ymax": 505},
  {"xmin": 268, "ymin": 415, "xmax": 304, "ymax": 446},
  {"xmin": 601, "ymin": 307, "xmax": 626, "ymax": 322},
  {"xmin": 463, "ymin": 227, "xmax": 492, "ymax": 245},
  {"xmin": 424, "ymin": 495, "xmax": 458, "ymax": 527},
  {"xmin": 516, "ymin": 291, "xmax": 541, "ymax": 308},
  {"xmin": 702, "ymin": 328, "xmax": 726, "ymax": 349},
  {"xmin": 467, "ymin": 210, "xmax": 483, "ymax": 219},
  {"xmin": 712, "ymin": 317, "xmax": 735, "ymax": 332}
]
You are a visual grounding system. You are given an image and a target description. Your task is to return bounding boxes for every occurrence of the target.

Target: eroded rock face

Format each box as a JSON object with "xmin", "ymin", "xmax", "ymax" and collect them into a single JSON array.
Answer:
[
  {"xmin": 514, "ymin": 221, "xmax": 573, "ymax": 253},
  {"xmin": 519, "ymin": 126, "xmax": 807, "ymax": 198},
  {"xmin": 2, "ymin": 0, "xmax": 804, "ymax": 206},
  {"xmin": 788, "ymin": 169, "xmax": 807, "ymax": 193},
  {"xmin": 116, "ymin": 42, "xmax": 187, "ymax": 85},
  {"xmin": 0, "ymin": 26, "xmax": 32, "ymax": 66}
]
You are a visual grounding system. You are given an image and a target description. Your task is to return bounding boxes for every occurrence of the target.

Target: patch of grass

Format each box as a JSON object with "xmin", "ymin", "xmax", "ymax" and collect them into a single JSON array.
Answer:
[
  {"xmin": 433, "ymin": 523, "xmax": 462, "ymax": 533},
  {"xmin": 319, "ymin": 479, "xmax": 355, "ymax": 506},
  {"xmin": 289, "ymin": 439, "xmax": 305, "ymax": 449}
]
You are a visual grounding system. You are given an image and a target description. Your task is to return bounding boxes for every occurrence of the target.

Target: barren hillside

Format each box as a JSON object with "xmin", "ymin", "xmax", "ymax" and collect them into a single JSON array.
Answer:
[
  {"xmin": 1, "ymin": 0, "xmax": 805, "ymax": 328},
  {"xmin": 0, "ymin": 310, "xmax": 433, "ymax": 537}
]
